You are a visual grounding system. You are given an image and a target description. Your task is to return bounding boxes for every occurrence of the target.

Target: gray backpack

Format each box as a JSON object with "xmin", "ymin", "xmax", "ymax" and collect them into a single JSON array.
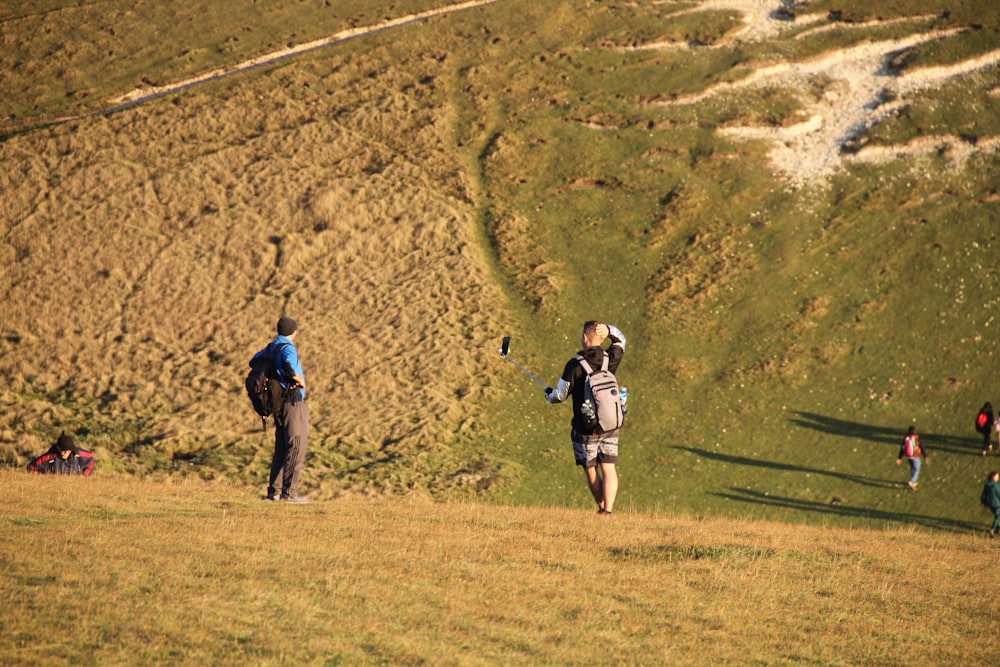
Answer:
[{"xmin": 576, "ymin": 353, "xmax": 624, "ymax": 432}]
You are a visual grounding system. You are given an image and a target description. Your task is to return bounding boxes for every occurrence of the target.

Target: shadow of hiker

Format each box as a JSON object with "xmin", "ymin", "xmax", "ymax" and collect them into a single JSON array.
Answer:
[
  {"xmin": 674, "ymin": 446, "xmax": 899, "ymax": 490},
  {"xmin": 713, "ymin": 487, "xmax": 982, "ymax": 534},
  {"xmin": 789, "ymin": 411, "xmax": 980, "ymax": 457}
]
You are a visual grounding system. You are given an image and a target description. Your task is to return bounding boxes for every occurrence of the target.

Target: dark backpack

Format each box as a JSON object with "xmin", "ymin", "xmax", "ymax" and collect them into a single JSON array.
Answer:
[
  {"xmin": 576, "ymin": 352, "xmax": 624, "ymax": 433},
  {"xmin": 246, "ymin": 342, "xmax": 288, "ymax": 429}
]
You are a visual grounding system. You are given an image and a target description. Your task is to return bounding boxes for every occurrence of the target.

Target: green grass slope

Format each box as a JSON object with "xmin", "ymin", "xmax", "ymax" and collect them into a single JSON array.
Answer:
[
  {"xmin": 1, "ymin": 0, "xmax": 999, "ymax": 531},
  {"xmin": 458, "ymin": 0, "xmax": 1000, "ymax": 529}
]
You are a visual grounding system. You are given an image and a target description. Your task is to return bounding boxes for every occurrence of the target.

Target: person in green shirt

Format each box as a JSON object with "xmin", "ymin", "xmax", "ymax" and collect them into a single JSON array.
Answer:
[{"xmin": 980, "ymin": 471, "xmax": 1000, "ymax": 536}]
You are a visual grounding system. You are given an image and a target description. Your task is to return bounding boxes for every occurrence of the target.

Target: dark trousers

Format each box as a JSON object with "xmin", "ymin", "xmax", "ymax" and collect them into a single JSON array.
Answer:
[{"xmin": 268, "ymin": 400, "xmax": 309, "ymax": 498}]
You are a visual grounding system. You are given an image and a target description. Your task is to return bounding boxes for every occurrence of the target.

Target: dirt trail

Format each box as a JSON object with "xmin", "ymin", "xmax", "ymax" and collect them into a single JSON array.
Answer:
[
  {"xmin": 106, "ymin": 0, "xmax": 501, "ymax": 109},
  {"xmin": 2, "ymin": 0, "xmax": 501, "ymax": 134}
]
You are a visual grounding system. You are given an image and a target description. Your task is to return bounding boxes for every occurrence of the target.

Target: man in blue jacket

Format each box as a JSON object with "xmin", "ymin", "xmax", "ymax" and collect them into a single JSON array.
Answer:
[{"xmin": 252, "ymin": 317, "xmax": 309, "ymax": 503}]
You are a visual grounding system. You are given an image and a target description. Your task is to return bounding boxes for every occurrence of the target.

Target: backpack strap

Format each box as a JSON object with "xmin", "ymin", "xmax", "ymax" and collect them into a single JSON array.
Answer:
[
  {"xmin": 264, "ymin": 342, "xmax": 291, "ymax": 431},
  {"xmin": 575, "ymin": 352, "xmax": 607, "ymax": 374},
  {"xmin": 270, "ymin": 342, "xmax": 290, "ymax": 377}
]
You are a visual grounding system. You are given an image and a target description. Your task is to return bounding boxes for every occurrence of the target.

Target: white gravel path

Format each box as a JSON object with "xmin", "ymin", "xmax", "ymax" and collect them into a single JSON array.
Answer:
[{"xmin": 653, "ymin": 1, "xmax": 1000, "ymax": 187}]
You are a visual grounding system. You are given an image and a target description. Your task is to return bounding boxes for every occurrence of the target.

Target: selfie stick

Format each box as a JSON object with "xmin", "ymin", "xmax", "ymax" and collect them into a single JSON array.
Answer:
[{"xmin": 498, "ymin": 336, "xmax": 547, "ymax": 389}]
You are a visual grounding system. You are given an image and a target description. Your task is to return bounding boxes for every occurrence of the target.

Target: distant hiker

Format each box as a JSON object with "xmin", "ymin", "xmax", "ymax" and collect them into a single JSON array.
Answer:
[
  {"xmin": 976, "ymin": 402, "xmax": 994, "ymax": 455},
  {"xmin": 27, "ymin": 433, "xmax": 94, "ymax": 476},
  {"xmin": 981, "ymin": 471, "xmax": 1000, "ymax": 536},
  {"xmin": 895, "ymin": 425, "xmax": 926, "ymax": 490},
  {"xmin": 250, "ymin": 317, "xmax": 310, "ymax": 503},
  {"xmin": 544, "ymin": 321, "xmax": 626, "ymax": 515}
]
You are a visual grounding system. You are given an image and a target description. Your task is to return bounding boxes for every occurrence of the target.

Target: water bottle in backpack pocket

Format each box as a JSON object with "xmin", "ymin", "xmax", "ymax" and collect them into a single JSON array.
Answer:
[{"xmin": 580, "ymin": 398, "xmax": 598, "ymax": 429}]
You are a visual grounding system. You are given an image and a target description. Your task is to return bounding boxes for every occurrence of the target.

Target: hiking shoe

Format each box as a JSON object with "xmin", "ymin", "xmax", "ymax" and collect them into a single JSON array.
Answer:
[
  {"xmin": 282, "ymin": 495, "xmax": 310, "ymax": 504},
  {"xmin": 906, "ymin": 482, "xmax": 917, "ymax": 490},
  {"xmin": 264, "ymin": 494, "xmax": 278, "ymax": 501}
]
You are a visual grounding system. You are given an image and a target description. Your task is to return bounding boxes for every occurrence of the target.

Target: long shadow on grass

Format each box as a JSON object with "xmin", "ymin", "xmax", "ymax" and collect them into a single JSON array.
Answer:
[
  {"xmin": 790, "ymin": 411, "xmax": 982, "ymax": 457},
  {"xmin": 713, "ymin": 487, "xmax": 982, "ymax": 533},
  {"xmin": 674, "ymin": 447, "xmax": 899, "ymax": 489}
]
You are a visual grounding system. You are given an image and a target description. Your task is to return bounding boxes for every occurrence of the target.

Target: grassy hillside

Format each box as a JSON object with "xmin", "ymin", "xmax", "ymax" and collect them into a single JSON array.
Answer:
[
  {"xmin": 2, "ymin": 0, "xmax": 1000, "ymax": 532},
  {"xmin": 3, "ymin": 473, "xmax": 999, "ymax": 665}
]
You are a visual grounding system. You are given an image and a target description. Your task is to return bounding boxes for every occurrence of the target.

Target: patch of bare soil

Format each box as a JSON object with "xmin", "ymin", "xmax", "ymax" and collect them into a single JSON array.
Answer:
[{"xmin": 0, "ymin": 47, "xmax": 503, "ymax": 496}]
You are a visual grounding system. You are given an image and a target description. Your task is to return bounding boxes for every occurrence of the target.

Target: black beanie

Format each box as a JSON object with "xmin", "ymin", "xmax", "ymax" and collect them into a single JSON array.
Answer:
[
  {"xmin": 277, "ymin": 317, "xmax": 297, "ymax": 336},
  {"xmin": 56, "ymin": 433, "xmax": 76, "ymax": 452}
]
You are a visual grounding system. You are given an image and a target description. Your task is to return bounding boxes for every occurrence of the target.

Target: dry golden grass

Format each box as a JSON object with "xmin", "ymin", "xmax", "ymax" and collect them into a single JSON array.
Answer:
[
  {"xmin": 3, "ymin": 470, "xmax": 999, "ymax": 665},
  {"xmin": 0, "ymin": 26, "xmax": 506, "ymax": 495}
]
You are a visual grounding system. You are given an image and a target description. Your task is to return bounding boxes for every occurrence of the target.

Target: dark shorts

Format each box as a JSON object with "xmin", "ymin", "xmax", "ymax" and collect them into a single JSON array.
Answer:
[{"xmin": 571, "ymin": 428, "xmax": 620, "ymax": 467}]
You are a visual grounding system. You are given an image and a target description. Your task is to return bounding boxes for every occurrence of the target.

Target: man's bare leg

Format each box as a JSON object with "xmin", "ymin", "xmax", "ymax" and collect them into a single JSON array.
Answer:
[
  {"xmin": 601, "ymin": 462, "xmax": 618, "ymax": 513},
  {"xmin": 585, "ymin": 465, "xmax": 603, "ymax": 510}
]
